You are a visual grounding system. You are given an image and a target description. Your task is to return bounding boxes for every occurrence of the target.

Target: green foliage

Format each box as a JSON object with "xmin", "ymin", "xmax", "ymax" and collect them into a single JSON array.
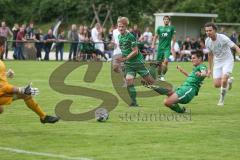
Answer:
[
  {"xmin": 215, "ymin": 0, "xmax": 240, "ymax": 22},
  {"xmin": 0, "ymin": 0, "xmax": 238, "ymax": 26}
]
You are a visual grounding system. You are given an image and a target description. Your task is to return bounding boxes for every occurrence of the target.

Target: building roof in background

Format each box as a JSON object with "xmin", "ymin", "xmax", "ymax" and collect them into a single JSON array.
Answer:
[{"xmin": 154, "ymin": 12, "xmax": 218, "ymax": 18}]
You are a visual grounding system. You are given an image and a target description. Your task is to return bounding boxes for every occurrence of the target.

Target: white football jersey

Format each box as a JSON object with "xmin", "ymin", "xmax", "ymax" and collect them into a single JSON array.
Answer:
[{"xmin": 205, "ymin": 33, "xmax": 235, "ymax": 62}]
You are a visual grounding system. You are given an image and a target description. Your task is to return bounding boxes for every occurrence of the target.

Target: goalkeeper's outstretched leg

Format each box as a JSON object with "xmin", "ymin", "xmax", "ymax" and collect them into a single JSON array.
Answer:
[
  {"xmin": 0, "ymin": 83, "xmax": 59, "ymax": 124},
  {"xmin": 0, "ymin": 60, "xmax": 59, "ymax": 123}
]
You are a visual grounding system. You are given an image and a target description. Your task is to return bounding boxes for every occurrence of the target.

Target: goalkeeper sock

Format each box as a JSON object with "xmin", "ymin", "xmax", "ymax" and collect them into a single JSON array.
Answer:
[
  {"xmin": 24, "ymin": 96, "xmax": 46, "ymax": 119},
  {"xmin": 127, "ymin": 85, "xmax": 137, "ymax": 104},
  {"xmin": 169, "ymin": 103, "xmax": 185, "ymax": 113}
]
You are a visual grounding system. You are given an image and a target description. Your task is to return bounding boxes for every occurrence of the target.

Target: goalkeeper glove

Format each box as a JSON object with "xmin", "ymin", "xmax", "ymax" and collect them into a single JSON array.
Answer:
[{"xmin": 19, "ymin": 83, "xmax": 39, "ymax": 96}]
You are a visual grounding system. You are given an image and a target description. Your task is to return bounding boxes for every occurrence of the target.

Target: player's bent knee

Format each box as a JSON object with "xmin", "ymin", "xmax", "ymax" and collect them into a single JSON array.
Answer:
[
  {"xmin": 222, "ymin": 79, "xmax": 228, "ymax": 84},
  {"xmin": 126, "ymin": 74, "xmax": 134, "ymax": 80},
  {"xmin": 214, "ymin": 83, "xmax": 221, "ymax": 88},
  {"xmin": 113, "ymin": 67, "xmax": 120, "ymax": 73},
  {"xmin": 113, "ymin": 65, "xmax": 120, "ymax": 73},
  {"xmin": 126, "ymin": 77, "xmax": 134, "ymax": 85},
  {"xmin": 213, "ymin": 78, "xmax": 221, "ymax": 88},
  {"xmin": 163, "ymin": 99, "xmax": 172, "ymax": 107},
  {"xmin": 144, "ymin": 75, "xmax": 154, "ymax": 85}
]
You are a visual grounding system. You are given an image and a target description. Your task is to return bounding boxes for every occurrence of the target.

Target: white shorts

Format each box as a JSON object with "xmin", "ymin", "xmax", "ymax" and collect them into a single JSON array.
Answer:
[{"xmin": 213, "ymin": 59, "xmax": 234, "ymax": 79}]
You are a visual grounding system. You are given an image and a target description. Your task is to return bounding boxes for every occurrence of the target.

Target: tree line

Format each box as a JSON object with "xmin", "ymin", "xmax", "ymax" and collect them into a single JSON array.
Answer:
[{"xmin": 0, "ymin": 0, "xmax": 239, "ymax": 27}]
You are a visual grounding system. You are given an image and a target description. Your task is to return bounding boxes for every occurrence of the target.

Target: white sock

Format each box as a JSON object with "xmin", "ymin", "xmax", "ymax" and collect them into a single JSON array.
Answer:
[
  {"xmin": 220, "ymin": 87, "xmax": 227, "ymax": 102},
  {"xmin": 150, "ymin": 54, "xmax": 153, "ymax": 60},
  {"xmin": 105, "ymin": 54, "xmax": 109, "ymax": 60},
  {"xmin": 226, "ymin": 81, "xmax": 230, "ymax": 90}
]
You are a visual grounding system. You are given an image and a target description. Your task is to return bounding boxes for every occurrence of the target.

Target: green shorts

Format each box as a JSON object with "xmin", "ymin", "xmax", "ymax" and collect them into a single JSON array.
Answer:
[
  {"xmin": 175, "ymin": 86, "xmax": 197, "ymax": 104},
  {"xmin": 156, "ymin": 49, "xmax": 171, "ymax": 62},
  {"xmin": 124, "ymin": 62, "xmax": 150, "ymax": 78}
]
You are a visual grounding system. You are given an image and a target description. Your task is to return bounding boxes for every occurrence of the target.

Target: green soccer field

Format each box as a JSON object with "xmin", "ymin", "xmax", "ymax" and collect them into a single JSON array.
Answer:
[{"xmin": 0, "ymin": 61, "xmax": 239, "ymax": 160}]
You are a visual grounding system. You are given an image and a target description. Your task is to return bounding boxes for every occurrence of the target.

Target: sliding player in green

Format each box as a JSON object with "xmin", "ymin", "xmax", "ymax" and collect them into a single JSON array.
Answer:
[{"xmin": 145, "ymin": 51, "xmax": 207, "ymax": 113}]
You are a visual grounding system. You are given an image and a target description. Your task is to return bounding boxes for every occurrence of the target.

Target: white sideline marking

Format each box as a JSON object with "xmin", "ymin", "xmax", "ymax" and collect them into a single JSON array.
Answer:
[{"xmin": 0, "ymin": 147, "xmax": 92, "ymax": 160}]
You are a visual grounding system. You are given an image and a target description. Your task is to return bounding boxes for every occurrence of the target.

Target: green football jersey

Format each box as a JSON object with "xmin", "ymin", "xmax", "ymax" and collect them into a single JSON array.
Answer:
[
  {"xmin": 182, "ymin": 64, "xmax": 208, "ymax": 93},
  {"xmin": 157, "ymin": 25, "xmax": 175, "ymax": 50},
  {"xmin": 119, "ymin": 32, "xmax": 144, "ymax": 64}
]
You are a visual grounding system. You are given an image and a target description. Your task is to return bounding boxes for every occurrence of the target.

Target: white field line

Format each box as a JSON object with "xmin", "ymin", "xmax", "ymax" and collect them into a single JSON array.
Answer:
[{"xmin": 0, "ymin": 146, "xmax": 93, "ymax": 160}]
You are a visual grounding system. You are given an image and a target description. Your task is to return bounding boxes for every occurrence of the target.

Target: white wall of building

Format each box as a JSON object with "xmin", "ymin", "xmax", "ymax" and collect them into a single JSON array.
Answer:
[{"xmin": 154, "ymin": 13, "xmax": 217, "ymax": 40}]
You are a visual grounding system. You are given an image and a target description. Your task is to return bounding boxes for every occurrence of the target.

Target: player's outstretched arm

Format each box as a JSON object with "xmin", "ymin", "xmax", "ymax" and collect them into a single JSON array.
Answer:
[
  {"xmin": 177, "ymin": 65, "xmax": 189, "ymax": 77},
  {"xmin": 195, "ymin": 70, "xmax": 208, "ymax": 77},
  {"xmin": 20, "ymin": 83, "xmax": 39, "ymax": 96},
  {"xmin": 12, "ymin": 83, "xmax": 39, "ymax": 96}
]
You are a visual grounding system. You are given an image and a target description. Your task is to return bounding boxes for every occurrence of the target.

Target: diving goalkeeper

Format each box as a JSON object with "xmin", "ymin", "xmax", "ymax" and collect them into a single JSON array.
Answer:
[{"xmin": 0, "ymin": 60, "xmax": 59, "ymax": 124}]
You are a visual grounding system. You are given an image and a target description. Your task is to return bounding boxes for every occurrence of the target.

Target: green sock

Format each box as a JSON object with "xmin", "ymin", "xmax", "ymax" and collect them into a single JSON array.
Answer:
[
  {"xmin": 169, "ymin": 104, "xmax": 185, "ymax": 113},
  {"xmin": 158, "ymin": 67, "xmax": 162, "ymax": 78},
  {"xmin": 162, "ymin": 65, "xmax": 168, "ymax": 75},
  {"xmin": 153, "ymin": 87, "xmax": 170, "ymax": 95},
  {"xmin": 149, "ymin": 64, "xmax": 157, "ymax": 79},
  {"xmin": 127, "ymin": 85, "xmax": 137, "ymax": 104}
]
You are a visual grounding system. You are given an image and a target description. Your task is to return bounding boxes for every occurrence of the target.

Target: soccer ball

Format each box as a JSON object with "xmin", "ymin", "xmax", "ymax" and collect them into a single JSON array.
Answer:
[{"xmin": 95, "ymin": 108, "xmax": 109, "ymax": 122}]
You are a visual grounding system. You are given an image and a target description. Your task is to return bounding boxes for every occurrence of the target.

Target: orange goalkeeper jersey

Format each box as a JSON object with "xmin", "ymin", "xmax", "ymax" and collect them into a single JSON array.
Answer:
[
  {"xmin": 0, "ymin": 60, "xmax": 14, "ymax": 100},
  {"xmin": 0, "ymin": 60, "xmax": 8, "ymax": 84}
]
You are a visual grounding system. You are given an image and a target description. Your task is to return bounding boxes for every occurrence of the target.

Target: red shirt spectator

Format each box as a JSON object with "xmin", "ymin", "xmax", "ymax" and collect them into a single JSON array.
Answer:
[{"xmin": 16, "ymin": 28, "xmax": 26, "ymax": 45}]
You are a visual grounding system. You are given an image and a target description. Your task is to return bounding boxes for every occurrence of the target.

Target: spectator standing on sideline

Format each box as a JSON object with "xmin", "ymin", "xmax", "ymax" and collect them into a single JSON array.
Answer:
[
  {"xmin": 0, "ymin": 21, "xmax": 13, "ymax": 59},
  {"xmin": 34, "ymin": 28, "xmax": 44, "ymax": 61},
  {"xmin": 12, "ymin": 23, "xmax": 19, "ymax": 59},
  {"xmin": 56, "ymin": 30, "xmax": 65, "ymax": 61},
  {"xmin": 132, "ymin": 24, "xmax": 141, "ymax": 39},
  {"xmin": 180, "ymin": 36, "xmax": 192, "ymax": 61},
  {"xmin": 43, "ymin": 29, "xmax": 56, "ymax": 61},
  {"xmin": 26, "ymin": 22, "xmax": 35, "ymax": 39},
  {"xmin": 16, "ymin": 26, "xmax": 26, "ymax": 60},
  {"xmin": 68, "ymin": 24, "xmax": 79, "ymax": 61},
  {"xmin": 142, "ymin": 27, "xmax": 153, "ymax": 61},
  {"xmin": 230, "ymin": 31, "xmax": 238, "ymax": 60}
]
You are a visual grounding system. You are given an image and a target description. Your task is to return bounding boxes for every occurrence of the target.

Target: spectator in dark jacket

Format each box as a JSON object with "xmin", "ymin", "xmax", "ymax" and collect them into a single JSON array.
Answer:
[{"xmin": 43, "ymin": 29, "xmax": 56, "ymax": 60}]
